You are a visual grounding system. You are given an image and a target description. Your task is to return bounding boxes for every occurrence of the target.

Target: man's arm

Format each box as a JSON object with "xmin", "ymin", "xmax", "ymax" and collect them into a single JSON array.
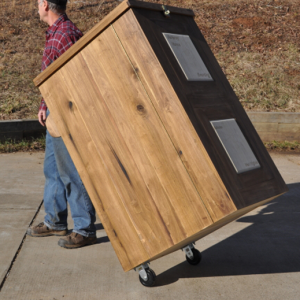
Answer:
[
  {"xmin": 38, "ymin": 28, "xmax": 82, "ymax": 125},
  {"xmin": 38, "ymin": 109, "xmax": 46, "ymax": 126}
]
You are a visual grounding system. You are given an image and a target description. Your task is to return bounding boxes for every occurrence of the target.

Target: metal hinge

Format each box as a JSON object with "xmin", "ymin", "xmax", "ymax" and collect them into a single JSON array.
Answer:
[{"xmin": 162, "ymin": 5, "xmax": 170, "ymax": 17}]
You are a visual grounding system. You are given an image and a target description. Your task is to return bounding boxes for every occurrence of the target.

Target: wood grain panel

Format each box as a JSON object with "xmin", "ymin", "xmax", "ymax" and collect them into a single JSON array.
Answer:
[
  {"xmin": 59, "ymin": 57, "xmax": 177, "ymax": 258},
  {"xmin": 113, "ymin": 10, "xmax": 237, "ymax": 222},
  {"xmin": 79, "ymin": 26, "xmax": 212, "ymax": 238},
  {"xmin": 39, "ymin": 73, "xmax": 150, "ymax": 272}
]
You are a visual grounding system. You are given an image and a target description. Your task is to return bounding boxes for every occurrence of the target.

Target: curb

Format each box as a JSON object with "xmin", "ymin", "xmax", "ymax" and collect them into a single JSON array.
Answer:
[
  {"xmin": 0, "ymin": 112, "xmax": 299, "ymax": 142},
  {"xmin": 247, "ymin": 112, "xmax": 300, "ymax": 142},
  {"xmin": 0, "ymin": 120, "xmax": 46, "ymax": 142}
]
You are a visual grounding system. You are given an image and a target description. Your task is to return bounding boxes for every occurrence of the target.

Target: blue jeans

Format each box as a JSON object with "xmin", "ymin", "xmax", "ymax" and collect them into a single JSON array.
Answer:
[{"xmin": 43, "ymin": 113, "xmax": 96, "ymax": 237}]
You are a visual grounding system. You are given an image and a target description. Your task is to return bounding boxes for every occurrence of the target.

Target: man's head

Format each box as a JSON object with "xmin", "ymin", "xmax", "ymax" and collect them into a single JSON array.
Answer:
[{"xmin": 38, "ymin": 0, "xmax": 67, "ymax": 25}]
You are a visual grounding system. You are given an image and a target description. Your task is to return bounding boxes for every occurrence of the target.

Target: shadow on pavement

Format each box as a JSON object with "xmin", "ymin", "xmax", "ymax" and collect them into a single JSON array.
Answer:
[
  {"xmin": 95, "ymin": 223, "xmax": 104, "ymax": 231},
  {"xmin": 96, "ymin": 236, "xmax": 110, "ymax": 244},
  {"xmin": 95, "ymin": 223, "xmax": 109, "ymax": 244},
  {"xmin": 156, "ymin": 182, "xmax": 300, "ymax": 286}
]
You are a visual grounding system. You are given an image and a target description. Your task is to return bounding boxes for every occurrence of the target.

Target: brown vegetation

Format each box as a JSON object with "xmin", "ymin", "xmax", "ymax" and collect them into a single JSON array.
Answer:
[
  {"xmin": 0, "ymin": 0, "xmax": 299, "ymax": 120},
  {"xmin": 264, "ymin": 140, "xmax": 300, "ymax": 152},
  {"xmin": 0, "ymin": 136, "xmax": 45, "ymax": 153}
]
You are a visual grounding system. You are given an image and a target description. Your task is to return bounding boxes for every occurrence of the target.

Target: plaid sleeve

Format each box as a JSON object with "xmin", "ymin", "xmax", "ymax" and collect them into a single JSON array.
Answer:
[
  {"xmin": 39, "ymin": 18, "xmax": 82, "ymax": 113},
  {"xmin": 39, "ymin": 98, "xmax": 47, "ymax": 111},
  {"xmin": 56, "ymin": 32, "xmax": 80, "ymax": 56}
]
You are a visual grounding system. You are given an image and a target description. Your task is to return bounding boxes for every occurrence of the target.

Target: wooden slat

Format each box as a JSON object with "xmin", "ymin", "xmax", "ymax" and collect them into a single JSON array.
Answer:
[
  {"xmin": 252, "ymin": 122, "xmax": 279, "ymax": 133},
  {"xmin": 247, "ymin": 112, "xmax": 300, "ymax": 124},
  {"xmin": 253, "ymin": 123, "xmax": 300, "ymax": 133},
  {"xmin": 53, "ymin": 33, "xmax": 213, "ymax": 267},
  {"xmin": 39, "ymin": 73, "xmax": 150, "ymax": 272},
  {"xmin": 79, "ymin": 26, "xmax": 212, "ymax": 240},
  {"xmin": 52, "ymin": 40, "xmax": 212, "ymax": 268},
  {"xmin": 112, "ymin": 10, "xmax": 237, "ymax": 222},
  {"xmin": 59, "ymin": 56, "xmax": 178, "ymax": 257},
  {"xmin": 251, "ymin": 122, "xmax": 300, "ymax": 141},
  {"xmin": 278, "ymin": 123, "xmax": 300, "ymax": 133},
  {"xmin": 33, "ymin": 0, "xmax": 131, "ymax": 87},
  {"xmin": 257, "ymin": 132, "xmax": 300, "ymax": 142}
]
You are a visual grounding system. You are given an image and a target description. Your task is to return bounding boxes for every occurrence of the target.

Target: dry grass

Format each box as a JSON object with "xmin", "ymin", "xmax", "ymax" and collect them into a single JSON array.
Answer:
[
  {"xmin": 264, "ymin": 140, "xmax": 300, "ymax": 152},
  {"xmin": 220, "ymin": 45, "xmax": 300, "ymax": 111},
  {"xmin": 0, "ymin": 0, "xmax": 299, "ymax": 120},
  {"xmin": 0, "ymin": 136, "xmax": 46, "ymax": 153},
  {"xmin": 0, "ymin": 0, "xmax": 122, "ymax": 120},
  {"xmin": 2, "ymin": 135, "xmax": 300, "ymax": 154}
]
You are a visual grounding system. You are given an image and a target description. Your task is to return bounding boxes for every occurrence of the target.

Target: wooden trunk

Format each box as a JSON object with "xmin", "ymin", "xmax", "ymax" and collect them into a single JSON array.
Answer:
[{"xmin": 34, "ymin": 0, "xmax": 288, "ymax": 272}]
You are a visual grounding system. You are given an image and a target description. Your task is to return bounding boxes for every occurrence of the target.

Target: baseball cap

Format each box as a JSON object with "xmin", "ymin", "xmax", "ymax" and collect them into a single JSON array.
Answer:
[{"xmin": 46, "ymin": 0, "xmax": 68, "ymax": 5}]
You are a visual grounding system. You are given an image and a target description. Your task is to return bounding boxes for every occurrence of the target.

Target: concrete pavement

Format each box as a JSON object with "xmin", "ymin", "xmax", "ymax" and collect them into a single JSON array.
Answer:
[
  {"xmin": 0, "ymin": 152, "xmax": 299, "ymax": 299},
  {"xmin": 0, "ymin": 152, "xmax": 44, "ymax": 284}
]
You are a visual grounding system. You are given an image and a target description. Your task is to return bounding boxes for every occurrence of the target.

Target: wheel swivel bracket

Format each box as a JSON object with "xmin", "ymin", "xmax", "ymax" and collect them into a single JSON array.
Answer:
[
  {"xmin": 135, "ymin": 263, "xmax": 150, "ymax": 281},
  {"xmin": 182, "ymin": 243, "xmax": 195, "ymax": 260}
]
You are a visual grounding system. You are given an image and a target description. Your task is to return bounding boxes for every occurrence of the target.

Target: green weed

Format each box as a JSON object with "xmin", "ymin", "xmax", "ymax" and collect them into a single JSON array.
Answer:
[
  {"xmin": 264, "ymin": 140, "xmax": 300, "ymax": 152},
  {"xmin": 0, "ymin": 136, "xmax": 46, "ymax": 153}
]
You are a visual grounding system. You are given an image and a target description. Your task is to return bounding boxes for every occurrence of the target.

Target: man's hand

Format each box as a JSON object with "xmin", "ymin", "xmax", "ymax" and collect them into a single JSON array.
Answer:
[{"xmin": 38, "ymin": 110, "xmax": 47, "ymax": 126}]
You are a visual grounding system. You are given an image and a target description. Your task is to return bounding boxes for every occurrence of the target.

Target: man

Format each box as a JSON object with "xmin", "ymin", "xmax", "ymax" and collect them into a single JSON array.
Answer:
[{"xmin": 27, "ymin": 0, "xmax": 97, "ymax": 249}]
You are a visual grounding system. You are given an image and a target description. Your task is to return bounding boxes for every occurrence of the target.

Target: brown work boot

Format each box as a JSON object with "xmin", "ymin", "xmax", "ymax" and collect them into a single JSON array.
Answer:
[
  {"xmin": 58, "ymin": 232, "xmax": 97, "ymax": 249},
  {"xmin": 26, "ymin": 222, "xmax": 67, "ymax": 237}
]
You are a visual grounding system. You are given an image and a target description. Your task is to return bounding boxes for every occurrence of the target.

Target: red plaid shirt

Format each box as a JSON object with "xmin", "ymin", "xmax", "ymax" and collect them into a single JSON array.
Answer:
[{"xmin": 39, "ymin": 14, "xmax": 83, "ymax": 111}]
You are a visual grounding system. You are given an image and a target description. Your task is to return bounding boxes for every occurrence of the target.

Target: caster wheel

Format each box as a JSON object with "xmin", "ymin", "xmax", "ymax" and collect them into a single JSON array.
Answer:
[
  {"xmin": 139, "ymin": 268, "xmax": 156, "ymax": 287},
  {"xmin": 186, "ymin": 248, "xmax": 202, "ymax": 265}
]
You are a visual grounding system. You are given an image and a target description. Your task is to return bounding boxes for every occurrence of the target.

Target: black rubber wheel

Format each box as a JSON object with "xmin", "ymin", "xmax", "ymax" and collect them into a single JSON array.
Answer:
[
  {"xmin": 186, "ymin": 248, "xmax": 202, "ymax": 265},
  {"xmin": 139, "ymin": 268, "xmax": 156, "ymax": 287}
]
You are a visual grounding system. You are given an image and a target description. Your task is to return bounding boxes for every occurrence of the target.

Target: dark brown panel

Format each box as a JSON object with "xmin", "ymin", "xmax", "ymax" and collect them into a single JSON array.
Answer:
[
  {"xmin": 239, "ymin": 179, "xmax": 285, "ymax": 203},
  {"xmin": 193, "ymin": 106, "xmax": 274, "ymax": 185},
  {"xmin": 127, "ymin": 0, "xmax": 194, "ymax": 16},
  {"xmin": 132, "ymin": 7, "xmax": 288, "ymax": 209}
]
